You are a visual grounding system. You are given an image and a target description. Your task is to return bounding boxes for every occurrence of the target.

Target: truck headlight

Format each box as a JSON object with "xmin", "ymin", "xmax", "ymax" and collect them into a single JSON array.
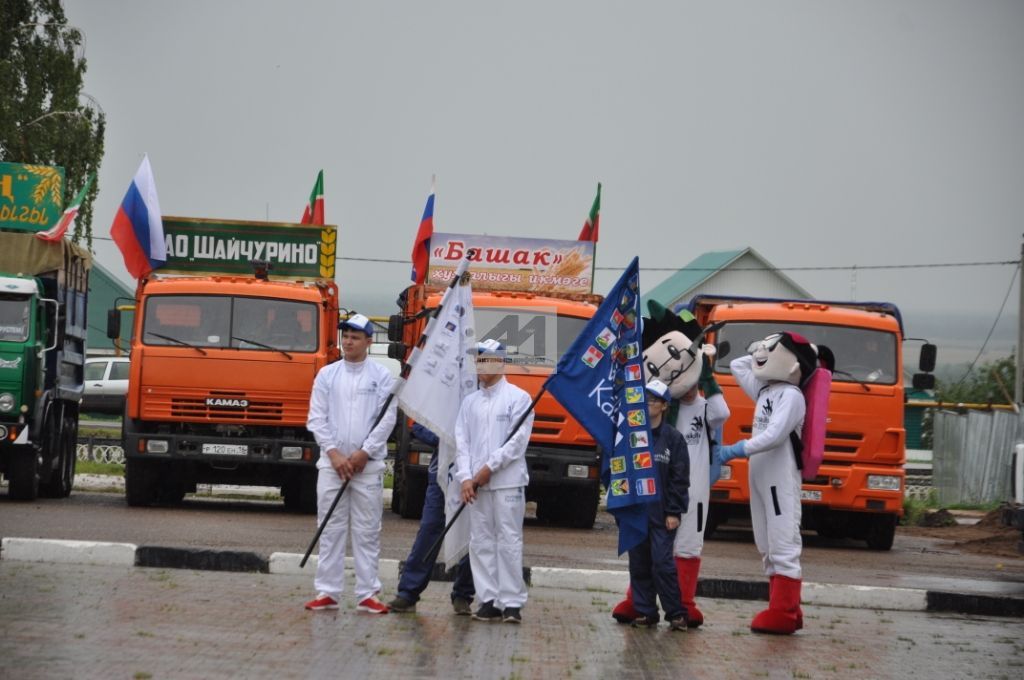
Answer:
[
  {"xmin": 0, "ymin": 393, "xmax": 14, "ymax": 412},
  {"xmin": 867, "ymin": 475, "xmax": 901, "ymax": 491},
  {"xmin": 718, "ymin": 465, "xmax": 732, "ymax": 481},
  {"xmin": 281, "ymin": 446, "xmax": 302, "ymax": 460}
]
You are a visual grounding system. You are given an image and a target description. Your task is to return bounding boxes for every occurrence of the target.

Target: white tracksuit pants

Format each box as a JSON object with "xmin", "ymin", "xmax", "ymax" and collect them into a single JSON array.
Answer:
[
  {"xmin": 469, "ymin": 486, "xmax": 527, "ymax": 609},
  {"xmin": 674, "ymin": 449, "xmax": 710, "ymax": 558},
  {"xmin": 749, "ymin": 448, "xmax": 803, "ymax": 580},
  {"xmin": 314, "ymin": 468, "xmax": 383, "ymax": 601}
]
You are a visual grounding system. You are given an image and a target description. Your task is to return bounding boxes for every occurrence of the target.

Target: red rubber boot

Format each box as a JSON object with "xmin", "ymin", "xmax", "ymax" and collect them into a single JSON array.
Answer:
[
  {"xmin": 751, "ymin": 575, "xmax": 802, "ymax": 635},
  {"xmin": 611, "ymin": 585, "xmax": 640, "ymax": 623},
  {"xmin": 675, "ymin": 557, "xmax": 704, "ymax": 628}
]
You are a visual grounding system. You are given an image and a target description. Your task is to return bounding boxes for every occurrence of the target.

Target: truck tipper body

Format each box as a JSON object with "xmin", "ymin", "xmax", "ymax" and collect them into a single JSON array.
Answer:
[{"xmin": 0, "ymin": 231, "xmax": 89, "ymax": 500}]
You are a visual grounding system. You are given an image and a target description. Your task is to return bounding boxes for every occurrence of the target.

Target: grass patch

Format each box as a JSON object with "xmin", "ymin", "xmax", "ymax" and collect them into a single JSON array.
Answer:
[
  {"xmin": 902, "ymin": 493, "xmax": 938, "ymax": 526},
  {"xmin": 76, "ymin": 460, "xmax": 124, "ymax": 476}
]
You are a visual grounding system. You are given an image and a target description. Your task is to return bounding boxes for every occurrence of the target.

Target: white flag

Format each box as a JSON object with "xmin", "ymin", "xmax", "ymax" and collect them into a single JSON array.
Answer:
[{"xmin": 397, "ymin": 277, "xmax": 477, "ymax": 568}]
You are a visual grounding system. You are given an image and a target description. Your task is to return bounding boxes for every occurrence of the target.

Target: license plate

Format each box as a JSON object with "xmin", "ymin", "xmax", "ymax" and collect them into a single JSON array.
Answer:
[
  {"xmin": 202, "ymin": 443, "xmax": 248, "ymax": 456},
  {"xmin": 801, "ymin": 489, "xmax": 822, "ymax": 501}
]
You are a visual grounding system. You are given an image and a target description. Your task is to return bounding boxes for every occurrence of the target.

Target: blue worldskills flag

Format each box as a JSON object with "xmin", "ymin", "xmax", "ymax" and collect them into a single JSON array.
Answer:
[{"xmin": 545, "ymin": 256, "xmax": 656, "ymax": 555}]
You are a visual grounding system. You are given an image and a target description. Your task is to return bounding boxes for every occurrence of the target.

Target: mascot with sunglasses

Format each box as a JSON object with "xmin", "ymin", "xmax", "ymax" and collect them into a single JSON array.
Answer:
[
  {"xmin": 611, "ymin": 301, "xmax": 730, "ymax": 628},
  {"xmin": 716, "ymin": 331, "xmax": 823, "ymax": 635}
]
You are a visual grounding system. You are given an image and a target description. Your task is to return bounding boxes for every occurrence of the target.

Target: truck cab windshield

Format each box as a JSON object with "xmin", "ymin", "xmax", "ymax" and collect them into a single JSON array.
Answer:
[
  {"xmin": 142, "ymin": 295, "xmax": 318, "ymax": 353},
  {"xmin": 714, "ymin": 321, "xmax": 898, "ymax": 385},
  {"xmin": 0, "ymin": 295, "xmax": 31, "ymax": 343}
]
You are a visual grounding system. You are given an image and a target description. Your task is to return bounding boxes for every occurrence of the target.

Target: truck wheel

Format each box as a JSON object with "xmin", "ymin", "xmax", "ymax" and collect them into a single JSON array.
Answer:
[
  {"xmin": 865, "ymin": 513, "xmax": 897, "ymax": 551},
  {"xmin": 564, "ymin": 486, "xmax": 599, "ymax": 529},
  {"xmin": 6, "ymin": 448, "xmax": 40, "ymax": 500},
  {"xmin": 390, "ymin": 459, "xmax": 404, "ymax": 515},
  {"xmin": 397, "ymin": 461, "xmax": 426, "ymax": 520},
  {"xmin": 703, "ymin": 505, "xmax": 721, "ymax": 541},
  {"xmin": 41, "ymin": 412, "xmax": 76, "ymax": 498},
  {"xmin": 125, "ymin": 458, "xmax": 160, "ymax": 506},
  {"xmin": 283, "ymin": 470, "xmax": 317, "ymax": 514}
]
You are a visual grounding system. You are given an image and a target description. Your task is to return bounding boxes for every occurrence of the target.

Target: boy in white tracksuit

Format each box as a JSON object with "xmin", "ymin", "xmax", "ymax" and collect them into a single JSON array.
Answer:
[
  {"xmin": 717, "ymin": 331, "xmax": 818, "ymax": 635},
  {"xmin": 305, "ymin": 314, "xmax": 397, "ymax": 614},
  {"xmin": 671, "ymin": 359, "xmax": 730, "ymax": 627},
  {"xmin": 456, "ymin": 340, "xmax": 534, "ymax": 624}
]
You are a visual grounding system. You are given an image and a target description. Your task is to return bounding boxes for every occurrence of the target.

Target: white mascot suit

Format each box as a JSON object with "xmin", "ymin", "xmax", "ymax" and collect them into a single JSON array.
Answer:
[{"xmin": 717, "ymin": 331, "xmax": 822, "ymax": 635}]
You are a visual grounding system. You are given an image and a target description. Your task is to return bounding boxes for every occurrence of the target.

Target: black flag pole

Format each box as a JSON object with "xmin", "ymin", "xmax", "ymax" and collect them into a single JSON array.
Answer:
[
  {"xmin": 300, "ymin": 252, "xmax": 476, "ymax": 569},
  {"xmin": 422, "ymin": 383, "xmax": 547, "ymax": 567}
]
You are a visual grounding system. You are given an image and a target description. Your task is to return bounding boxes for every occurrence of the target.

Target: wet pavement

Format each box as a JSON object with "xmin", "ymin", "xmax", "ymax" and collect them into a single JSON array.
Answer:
[
  {"xmin": 3, "ymin": 490, "xmax": 1023, "ymax": 601},
  {"xmin": 1, "ymin": 561, "xmax": 1022, "ymax": 679}
]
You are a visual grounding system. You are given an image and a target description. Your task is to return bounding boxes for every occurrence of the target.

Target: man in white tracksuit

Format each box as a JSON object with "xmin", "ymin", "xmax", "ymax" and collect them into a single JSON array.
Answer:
[
  {"xmin": 305, "ymin": 314, "xmax": 397, "ymax": 614},
  {"xmin": 671, "ymin": 358, "xmax": 730, "ymax": 627},
  {"xmin": 456, "ymin": 339, "xmax": 534, "ymax": 624},
  {"xmin": 717, "ymin": 331, "xmax": 818, "ymax": 635}
]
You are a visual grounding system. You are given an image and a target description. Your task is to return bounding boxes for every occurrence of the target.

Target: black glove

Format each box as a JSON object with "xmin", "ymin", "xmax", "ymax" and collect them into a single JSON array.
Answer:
[{"xmin": 698, "ymin": 354, "xmax": 722, "ymax": 397}]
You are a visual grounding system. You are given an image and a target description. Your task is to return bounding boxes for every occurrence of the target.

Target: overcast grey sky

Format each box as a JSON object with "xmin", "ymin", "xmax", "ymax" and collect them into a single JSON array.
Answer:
[{"xmin": 64, "ymin": 0, "xmax": 1022, "ymax": 361}]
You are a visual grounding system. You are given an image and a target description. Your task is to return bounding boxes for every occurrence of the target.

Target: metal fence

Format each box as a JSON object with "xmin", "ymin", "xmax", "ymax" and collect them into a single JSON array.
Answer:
[
  {"xmin": 77, "ymin": 437, "xmax": 125, "ymax": 464},
  {"xmin": 933, "ymin": 409, "xmax": 1023, "ymax": 505}
]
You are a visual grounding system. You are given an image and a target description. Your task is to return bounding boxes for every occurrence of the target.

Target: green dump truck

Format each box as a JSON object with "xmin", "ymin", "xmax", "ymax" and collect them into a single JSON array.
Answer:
[{"xmin": 0, "ymin": 231, "xmax": 90, "ymax": 500}]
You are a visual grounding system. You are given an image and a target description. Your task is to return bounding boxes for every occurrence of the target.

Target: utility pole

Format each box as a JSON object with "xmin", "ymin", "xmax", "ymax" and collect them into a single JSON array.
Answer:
[{"xmin": 1017, "ymin": 235, "xmax": 1024, "ymax": 407}]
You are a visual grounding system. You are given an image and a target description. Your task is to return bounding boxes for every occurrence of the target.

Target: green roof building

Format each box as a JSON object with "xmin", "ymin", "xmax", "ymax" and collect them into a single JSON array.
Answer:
[{"xmin": 644, "ymin": 247, "xmax": 812, "ymax": 311}]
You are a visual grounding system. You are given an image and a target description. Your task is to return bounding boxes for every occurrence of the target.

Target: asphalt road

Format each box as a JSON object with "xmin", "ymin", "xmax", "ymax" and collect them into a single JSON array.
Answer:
[{"xmin": 3, "ymin": 490, "xmax": 1023, "ymax": 598}]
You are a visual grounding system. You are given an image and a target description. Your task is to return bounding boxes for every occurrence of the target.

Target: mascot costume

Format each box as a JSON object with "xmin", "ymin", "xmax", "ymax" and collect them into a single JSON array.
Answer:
[
  {"xmin": 716, "ymin": 331, "xmax": 829, "ymax": 635},
  {"xmin": 611, "ymin": 302, "xmax": 729, "ymax": 628}
]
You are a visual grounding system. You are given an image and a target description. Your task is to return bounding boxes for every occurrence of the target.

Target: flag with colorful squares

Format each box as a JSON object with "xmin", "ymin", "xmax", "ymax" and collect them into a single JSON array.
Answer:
[{"xmin": 545, "ymin": 256, "xmax": 656, "ymax": 554}]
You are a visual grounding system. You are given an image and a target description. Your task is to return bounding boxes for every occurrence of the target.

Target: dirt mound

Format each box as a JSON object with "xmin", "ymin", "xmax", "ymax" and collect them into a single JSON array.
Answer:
[
  {"xmin": 901, "ymin": 510, "xmax": 1024, "ymax": 559},
  {"xmin": 921, "ymin": 509, "xmax": 957, "ymax": 527}
]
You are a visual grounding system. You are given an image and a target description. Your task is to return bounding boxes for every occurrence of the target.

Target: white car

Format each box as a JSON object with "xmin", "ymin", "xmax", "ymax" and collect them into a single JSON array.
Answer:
[{"xmin": 82, "ymin": 357, "xmax": 130, "ymax": 414}]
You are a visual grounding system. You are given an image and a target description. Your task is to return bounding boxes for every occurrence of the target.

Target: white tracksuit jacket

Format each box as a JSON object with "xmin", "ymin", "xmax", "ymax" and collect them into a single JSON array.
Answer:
[
  {"xmin": 730, "ymin": 355, "xmax": 806, "ymax": 580},
  {"xmin": 306, "ymin": 358, "xmax": 397, "ymax": 600},
  {"xmin": 455, "ymin": 377, "xmax": 534, "ymax": 609},
  {"xmin": 673, "ymin": 392, "xmax": 730, "ymax": 557}
]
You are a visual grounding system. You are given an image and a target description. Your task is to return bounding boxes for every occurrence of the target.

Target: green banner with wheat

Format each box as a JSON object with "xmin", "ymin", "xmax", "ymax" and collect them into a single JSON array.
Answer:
[{"xmin": 0, "ymin": 162, "xmax": 65, "ymax": 233}]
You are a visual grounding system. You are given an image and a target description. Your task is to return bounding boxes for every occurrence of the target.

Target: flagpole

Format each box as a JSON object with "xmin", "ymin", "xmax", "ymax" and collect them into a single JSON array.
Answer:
[
  {"xmin": 422, "ymin": 382, "xmax": 548, "ymax": 566},
  {"xmin": 300, "ymin": 251, "xmax": 476, "ymax": 569}
]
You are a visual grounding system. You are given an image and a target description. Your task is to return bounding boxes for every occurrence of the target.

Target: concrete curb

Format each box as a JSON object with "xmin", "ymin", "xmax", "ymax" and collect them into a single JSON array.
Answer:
[{"xmin": 3, "ymin": 537, "xmax": 1021, "ymax": 618}]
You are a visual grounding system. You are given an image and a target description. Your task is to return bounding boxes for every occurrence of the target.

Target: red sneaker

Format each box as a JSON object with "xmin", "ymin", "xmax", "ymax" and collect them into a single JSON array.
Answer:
[
  {"xmin": 356, "ymin": 596, "xmax": 390, "ymax": 614},
  {"xmin": 304, "ymin": 594, "xmax": 339, "ymax": 611}
]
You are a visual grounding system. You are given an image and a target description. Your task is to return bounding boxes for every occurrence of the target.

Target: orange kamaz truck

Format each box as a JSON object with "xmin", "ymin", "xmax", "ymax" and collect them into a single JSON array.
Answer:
[
  {"xmin": 108, "ymin": 217, "xmax": 340, "ymax": 512},
  {"xmin": 688, "ymin": 295, "xmax": 936, "ymax": 550},
  {"xmin": 387, "ymin": 234, "xmax": 604, "ymax": 527}
]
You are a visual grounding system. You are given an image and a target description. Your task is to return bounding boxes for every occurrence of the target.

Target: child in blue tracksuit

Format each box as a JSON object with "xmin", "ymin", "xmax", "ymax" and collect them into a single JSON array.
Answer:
[{"xmin": 627, "ymin": 379, "xmax": 690, "ymax": 630}]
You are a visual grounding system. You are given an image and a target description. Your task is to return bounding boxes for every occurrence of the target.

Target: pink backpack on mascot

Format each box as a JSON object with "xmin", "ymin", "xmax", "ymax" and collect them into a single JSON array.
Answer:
[{"xmin": 790, "ymin": 345, "xmax": 834, "ymax": 481}]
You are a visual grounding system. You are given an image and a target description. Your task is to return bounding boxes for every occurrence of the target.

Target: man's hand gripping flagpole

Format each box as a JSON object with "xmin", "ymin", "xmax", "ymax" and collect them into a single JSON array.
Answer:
[
  {"xmin": 300, "ymin": 252, "xmax": 477, "ymax": 569},
  {"xmin": 422, "ymin": 386, "xmax": 545, "ymax": 566}
]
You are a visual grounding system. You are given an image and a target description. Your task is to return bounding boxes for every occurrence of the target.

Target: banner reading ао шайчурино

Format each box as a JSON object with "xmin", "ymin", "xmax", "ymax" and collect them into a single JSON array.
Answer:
[{"xmin": 159, "ymin": 216, "xmax": 337, "ymax": 280}]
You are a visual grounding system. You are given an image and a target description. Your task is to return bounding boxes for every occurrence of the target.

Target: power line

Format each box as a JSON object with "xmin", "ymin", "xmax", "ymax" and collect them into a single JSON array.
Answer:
[
  {"xmin": 89, "ymin": 234, "xmax": 1016, "ymax": 272},
  {"xmin": 951, "ymin": 262, "xmax": 1021, "ymax": 390}
]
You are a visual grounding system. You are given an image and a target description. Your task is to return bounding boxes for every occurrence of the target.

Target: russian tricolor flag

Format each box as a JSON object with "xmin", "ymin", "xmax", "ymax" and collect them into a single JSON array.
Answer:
[
  {"xmin": 410, "ymin": 177, "xmax": 435, "ymax": 285},
  {"xmin": 110, "ymin": 155, "xmax": 166, "ymax": 279}
]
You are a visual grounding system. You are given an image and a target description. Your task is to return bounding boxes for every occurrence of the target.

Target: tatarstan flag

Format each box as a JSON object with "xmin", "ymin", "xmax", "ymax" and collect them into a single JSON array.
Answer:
[
  {"xmin": 300, "ymin": 170, "xmax": 324, "ymax": 225},
  {"xmin": 35, "ymin": 173, "xmax": 94, "ymax": 242},
  {"xmin": 577, "ymin": 182, "xmax": 601, "ymax": 242}
]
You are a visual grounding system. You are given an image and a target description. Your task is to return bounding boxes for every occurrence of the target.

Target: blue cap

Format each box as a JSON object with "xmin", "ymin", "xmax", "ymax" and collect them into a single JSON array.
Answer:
[
  {"xmin": 646, "ymin": 379, "xmax": 670, "ymax": 401},
  {"xmin": 339, "ymin": 313, "xmax": 374, "ymax": 336},
  {"xmin": 477, "ymin": 339, "xmax": 506, "ymax": 356}
]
